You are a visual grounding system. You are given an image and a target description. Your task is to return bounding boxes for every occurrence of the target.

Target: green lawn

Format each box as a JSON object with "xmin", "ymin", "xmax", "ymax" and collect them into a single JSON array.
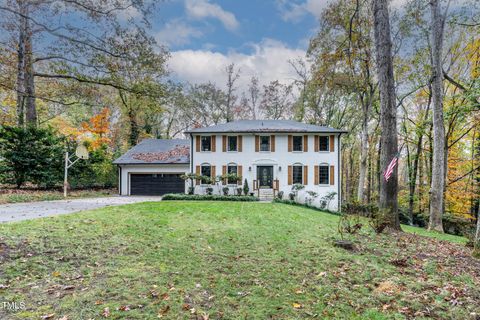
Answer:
[{"xmin": 0, "ymin": 201, "xmax": 478, "ymax": 319}]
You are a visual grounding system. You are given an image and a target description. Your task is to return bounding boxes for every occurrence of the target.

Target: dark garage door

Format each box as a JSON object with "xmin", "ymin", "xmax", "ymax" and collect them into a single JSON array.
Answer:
[{"xmin": 130, "ymin": 173, "xmax": 184, "ymax": 196}]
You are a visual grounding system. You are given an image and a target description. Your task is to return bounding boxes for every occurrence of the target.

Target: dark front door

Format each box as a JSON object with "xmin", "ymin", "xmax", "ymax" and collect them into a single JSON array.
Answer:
[
  {"xmin": 257, "ymin": 166, "xmax": 273, "ymax": 188},
  {"xmin": 130, "ymin": 173, "xmax": 184, "ymax": 195}
]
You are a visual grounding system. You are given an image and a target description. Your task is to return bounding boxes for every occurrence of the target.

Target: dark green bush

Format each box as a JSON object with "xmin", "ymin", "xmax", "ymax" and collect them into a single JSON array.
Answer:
[
  {"xmin": 68, "ymin": 144, "xmax": 117, "ymax": 189},
  {"xmin": 243, "ymin": 178, "xmax": 249, "ymax": 195},
  {"xmin": 162, "ymin": 194, "xmax": 259, "ymax": 201},
  {"xmin": 0, "ymin": 125, "xmax": 64, "ymax": 188}
]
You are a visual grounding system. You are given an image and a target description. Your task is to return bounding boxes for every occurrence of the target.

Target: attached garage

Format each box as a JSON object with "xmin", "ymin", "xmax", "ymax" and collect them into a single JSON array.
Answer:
[
  {"xmin": 130, "ymin": 173, "xmax": 184, "ymax": 196},
  {"xmin": 113, "ymin": 139, "xmax": 190, "ymax": 196}
]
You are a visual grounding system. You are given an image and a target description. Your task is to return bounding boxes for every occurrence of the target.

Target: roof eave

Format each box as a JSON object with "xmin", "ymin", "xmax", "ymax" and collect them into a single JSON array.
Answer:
[{"xmin": 185, "ymin": 130, "xmax": 348, "ymax": 134}]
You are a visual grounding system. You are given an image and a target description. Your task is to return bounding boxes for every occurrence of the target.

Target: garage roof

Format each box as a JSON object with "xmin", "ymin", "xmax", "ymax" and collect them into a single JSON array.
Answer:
[
  {"xmin": 113, "ymin": 139, "xmax": 190, "ymax": 165},
  {"xmin": 185, "ymin": 120, "xmax": 347, "ymax": 134}
]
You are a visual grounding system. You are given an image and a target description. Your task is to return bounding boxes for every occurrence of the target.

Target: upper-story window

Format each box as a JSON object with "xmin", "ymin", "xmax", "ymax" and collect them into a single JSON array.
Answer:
[
  {"xmin": 319, "ymin": 136, "xmax": 329, "ymax": 151},
  {"xmin": 293, "ymin": 164, "xmax": 303, "ymax": 184},
  {"xmin": 201, "ymin": 136, "xmax": 212, "ymax": 151},
  {"xmin": 227, "ymin": 164, "xmax": 238, "ymax": 184},
  {"xmin": 260, "ymin": 136, "xmax": 270, "ymax": 151},
  {"xmin": 228, "ymin": 136, "xmax": 237, "ymax": 151},
  {"xmin": 319, "ymin": 165, "xmax": 329, "ymax": 184},
  {"xmin": 293, "ymin": 136, "xmax": 303, "ymax": 152}
]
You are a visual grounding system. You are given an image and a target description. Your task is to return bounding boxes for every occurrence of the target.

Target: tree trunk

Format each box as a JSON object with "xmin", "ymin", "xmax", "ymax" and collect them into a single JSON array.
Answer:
[
  {"xmin": 474, "ymin": 205, "xmax": 480, "ymax": 257},
  {"xmin": 372, "ymin": 0, "xmax": 400, "ymax": 230},
  {"xmin": 428, "ymin": 0, "xmax": 446, "ymax": 232},
  {"xmin": 357, "ymin": 111, "xmax": 368, "ymax": 202},
  {"xmin": 16, "ymin": 1, "xmax": 27, "ymax": 127},
  {"xmin": 24, "ymin": 10, "xmax": 37, "ymax": 127}
]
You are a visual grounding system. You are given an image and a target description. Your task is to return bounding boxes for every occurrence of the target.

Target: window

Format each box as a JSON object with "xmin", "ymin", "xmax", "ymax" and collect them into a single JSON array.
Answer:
[
  {"xmin": 319, "ymin": 136, "xmax": 329, "ymax": 151},
  {"xmin": 228, "ymin": 136, "xmax": 238, "ymax": 151},
  {"xmin": 201, "ymin": 164, "xmax": 211, "ymax": 178},
  {"xmin": 227, "ymin": 164, "xmax": 238, "ymax": 184},
  {"xmin": 293, "ymin": 165, "xmax": 303, "ymax": 184},
  {"xmin": 319, "ymin": 165, "xmax": 329, "ymax": 184},
  {"xmin": 201, "ymin": 136, "xmax": 211, "ymax": 151},
  {"xmin": 260, "ymin": 136, "xmax": 270, "ymax": 151},
  {"xmin": 293, "ymin": 136, "xmax": 303, "ymax": 152}
]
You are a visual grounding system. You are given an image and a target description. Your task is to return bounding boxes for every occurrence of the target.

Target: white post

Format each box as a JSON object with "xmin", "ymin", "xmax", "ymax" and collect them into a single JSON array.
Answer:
[{"xmin": 64, "ymin": 151, "xmax": 69, "ymax": 198}]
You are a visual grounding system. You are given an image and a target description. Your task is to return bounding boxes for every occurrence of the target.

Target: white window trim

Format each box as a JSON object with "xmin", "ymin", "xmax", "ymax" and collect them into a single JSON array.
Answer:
[
  {"xmin": 292, "ymin": 163, "xmax": 304, "ymax": 185},
  {"xmin": 201, "ymin": 135, "xmax": 213, "ymax": 152},
  {"xmin": 318, "ymin": 136, "xmax": 330, "ymax": 152},
  {"xmin": 200, "ymin": 163, "xmax": 212, "ymax": 186},
  {"xmin": 292, "ymin": 135, "xmax": 304, "ymax": 153},
  {"xmin": 227, "ymin": 135, "xmax": 238, "ymax": 152},
  {"xmin": 226, "ymin": 163, "xmax": 238, "ymax": 185},
  {"xmin": 318, "ymin": 163, "xmax": 330, "ymax": 186},
  {"xmin": 259, "ymin": 135, "xmax": 271, "ymax": 152}
]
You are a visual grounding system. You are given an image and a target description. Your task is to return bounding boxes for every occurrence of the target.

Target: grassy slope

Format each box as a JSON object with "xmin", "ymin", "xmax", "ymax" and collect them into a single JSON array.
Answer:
[{"xmin": 0, "ymin": 201, "xmax": 478, "ymax": 319}]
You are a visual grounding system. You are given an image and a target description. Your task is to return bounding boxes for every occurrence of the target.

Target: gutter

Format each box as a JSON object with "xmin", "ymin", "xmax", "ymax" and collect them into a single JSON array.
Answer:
[{"xmin": 338, "ymin": 133, "xmax": 342, "ymax": 211}]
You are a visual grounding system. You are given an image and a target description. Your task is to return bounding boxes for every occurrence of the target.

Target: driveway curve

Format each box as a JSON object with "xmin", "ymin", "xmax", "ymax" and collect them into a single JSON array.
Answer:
[{"xmin": 0, "ymin": 196, "xmax": 161, "ymax": 223}]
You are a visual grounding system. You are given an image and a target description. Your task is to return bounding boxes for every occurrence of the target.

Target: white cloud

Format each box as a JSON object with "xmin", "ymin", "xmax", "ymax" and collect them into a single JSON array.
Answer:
[
  {"xmin": 278, "ymin": 0, "xmax": 331, "ymax": 22},
  {"xmin": 155, "ymin": 19, "xmax": 203, "ymax": 47},
  {"xmin": 185, "ymin": 0, "xmax": 239, "ymax": 31},
  {"xmin": 168, "ymin": 39, "xmax": 306, "ymax": 91}
]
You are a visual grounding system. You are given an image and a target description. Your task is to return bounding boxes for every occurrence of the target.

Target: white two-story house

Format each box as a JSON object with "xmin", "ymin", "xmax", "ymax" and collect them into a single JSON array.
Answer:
[{"xmin": 114, "ymin": 120, "xmax": 346, "ymax": 211}]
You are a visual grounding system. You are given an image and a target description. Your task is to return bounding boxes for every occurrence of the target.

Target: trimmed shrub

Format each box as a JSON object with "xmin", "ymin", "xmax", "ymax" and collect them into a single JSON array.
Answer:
[
  {"xmin": 222, "ymin": 186, "xmax": 229, "ymax": 196},
  {"xmin": 276, "ymin": 191, "xmax": 284, "ymax": 200},
  {"xmin": 162, "ymin": 194, "xmax": 259, "ymax": 201},
  {"xmin": 205, "ymin": 187, "xmax": 213, "ymax": 195},
  {"xmin": 243, "ymin": 179, "xmax": 249, "ymax": 195},
  {"xmin": 236, "ymin": 187, "xmax": 242, "ymax": 196}
]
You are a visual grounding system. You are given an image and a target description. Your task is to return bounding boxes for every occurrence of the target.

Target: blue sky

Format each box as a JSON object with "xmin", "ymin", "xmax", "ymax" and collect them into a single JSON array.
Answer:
[
  {"xmin": 128, "ymin": 0, "xmax": 333, "ymax": 90},
  {"xmin": 152, "ymin": 0, "xmax": 322, "ymax": 53}
]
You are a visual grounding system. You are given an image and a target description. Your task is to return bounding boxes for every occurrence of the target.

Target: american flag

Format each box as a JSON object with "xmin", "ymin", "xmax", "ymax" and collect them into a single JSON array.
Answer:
[{"xmin": 383, "ymin": 153, "xmax": 399, "ymax": 182}]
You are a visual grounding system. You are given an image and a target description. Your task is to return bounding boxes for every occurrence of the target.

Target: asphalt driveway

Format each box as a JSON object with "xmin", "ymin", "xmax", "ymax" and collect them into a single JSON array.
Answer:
[{"xmin": 0, "ymin": 196, "xmax": 161, "ymax": 223}]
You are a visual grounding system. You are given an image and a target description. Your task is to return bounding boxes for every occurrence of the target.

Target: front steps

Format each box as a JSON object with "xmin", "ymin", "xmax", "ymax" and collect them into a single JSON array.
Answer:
[{"xmin": 257, "ymin": 188, "xmax": 275, "ymax": 201}]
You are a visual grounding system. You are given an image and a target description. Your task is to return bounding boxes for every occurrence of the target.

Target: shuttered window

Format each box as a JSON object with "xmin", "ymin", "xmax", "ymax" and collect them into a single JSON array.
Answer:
[
  {"xmin": 201, "ymin": 136, "xmax": 212, "ymax": 151},
  {"xmin": 260, "ymin": 136, "xmax": 270, "ymax": 151},
  {"xmin": 292, "ymin": 165, "xmax": 303, "ymax": 184},
  {"xmin": 292, "ymin": 136, "xmax": 303, "ymax": 151},
  {"xmin": 201, "ymin": 164, "xmax": 211, "ymax": 178},
  {"xmin": 319, "ymin": 136, "xmax": 329, "ymax": 151},
  {"xmin": 228, "ymin": 136, "xmax": 237, "ymax": 151},
  {"xmin": 319, "ymin": 165, "xmax": 329, "ymax": 184},
  {"xmin": 227, "ymin": 165, "xmax": 237, "ymax": 184}
]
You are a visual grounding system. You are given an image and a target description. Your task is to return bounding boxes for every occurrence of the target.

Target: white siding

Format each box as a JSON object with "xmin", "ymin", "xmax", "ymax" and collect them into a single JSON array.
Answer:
[{"xmin": 191, "ymin": 133, "xmax": 341, "ymax": 211}]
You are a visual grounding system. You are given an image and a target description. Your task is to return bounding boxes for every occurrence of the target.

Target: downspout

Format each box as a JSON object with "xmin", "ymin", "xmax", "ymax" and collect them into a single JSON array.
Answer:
[
  {"xmin": 338, "ymin": 133, "xmax": 342, "ymax": 212},
  {"xmin": 190, "ymin": 133, "xmax": 194, "ymax": 194},
  {"xmin": 190, "ymin": 133, "xmax": 194, "ymax": 174}
]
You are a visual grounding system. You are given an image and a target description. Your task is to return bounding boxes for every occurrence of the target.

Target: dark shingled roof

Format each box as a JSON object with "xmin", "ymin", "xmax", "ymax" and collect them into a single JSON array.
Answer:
[
  {"xmin": 113, "ymin": 139, "xmax": 190, "ymax": 165},
  {"xmin": 185, "ymin": 120, "xmax": 347, "ymax": 134}
]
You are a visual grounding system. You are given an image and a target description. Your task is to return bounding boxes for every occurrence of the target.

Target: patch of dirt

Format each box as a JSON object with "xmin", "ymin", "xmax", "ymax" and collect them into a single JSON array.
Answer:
[
  {"xmin": 392, "ymin": 232, "xmax": 480, "ymax": 280},
  {"xmin": 0, "ymin": 238, "xmax": 35, "ymax": 263},
  {"xmin": 183, "ymin": 284, "xmax": 216, "ymax": 318}
]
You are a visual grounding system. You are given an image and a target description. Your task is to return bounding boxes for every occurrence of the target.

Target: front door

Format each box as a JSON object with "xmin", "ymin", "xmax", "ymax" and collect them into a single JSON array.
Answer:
[{"xmin": 257, "ymin": 166, "xmax": 273, "ymax": 188}]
